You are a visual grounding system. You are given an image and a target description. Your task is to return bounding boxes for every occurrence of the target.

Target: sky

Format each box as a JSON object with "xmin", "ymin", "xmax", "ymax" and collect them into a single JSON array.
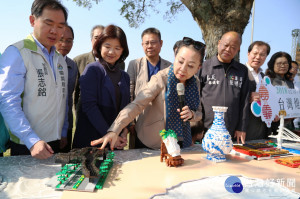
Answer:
[{"xmin": 0, "ymin": 0, "xmax": 299, "ymax": 72}]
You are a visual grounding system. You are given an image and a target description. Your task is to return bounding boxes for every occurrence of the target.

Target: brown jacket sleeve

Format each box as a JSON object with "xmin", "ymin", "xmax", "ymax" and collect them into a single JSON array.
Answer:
[{"xmin": 107, "ymin": 70, "xmax": 166, "ymax": 135}]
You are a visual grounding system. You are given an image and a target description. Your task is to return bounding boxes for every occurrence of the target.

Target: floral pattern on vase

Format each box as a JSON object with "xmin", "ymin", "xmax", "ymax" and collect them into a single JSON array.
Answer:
[{"xmin": 202, "ymin": 106, "xmax": 233, "ymax": 162}]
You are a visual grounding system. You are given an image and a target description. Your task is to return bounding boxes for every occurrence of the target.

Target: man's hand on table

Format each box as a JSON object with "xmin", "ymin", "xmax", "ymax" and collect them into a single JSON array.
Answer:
[{"xmin": 30, "ymin": 140, "xmax": 54, "ymax": 159}]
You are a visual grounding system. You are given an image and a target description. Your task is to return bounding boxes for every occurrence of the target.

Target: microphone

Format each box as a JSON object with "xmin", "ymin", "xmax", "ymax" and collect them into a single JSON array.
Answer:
[{"xmin": 177, "ymin": 83, "xmax": 185, "ymax": 122}]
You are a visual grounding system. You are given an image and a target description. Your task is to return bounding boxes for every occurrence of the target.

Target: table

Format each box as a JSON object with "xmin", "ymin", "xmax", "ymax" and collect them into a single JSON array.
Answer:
[
  {"xmin": 0, "ymin": 155, "xmax": 62, "ymax": 199},
  {"xmin": 0, "ymin": 144, "xmax": 299, "ymax": 199}
]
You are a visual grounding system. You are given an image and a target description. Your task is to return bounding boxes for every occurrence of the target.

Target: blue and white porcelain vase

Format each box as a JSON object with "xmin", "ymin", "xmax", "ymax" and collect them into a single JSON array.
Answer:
[{"xmin": 202, "ymin": 106, "xmax": 233, "ymax": 162}]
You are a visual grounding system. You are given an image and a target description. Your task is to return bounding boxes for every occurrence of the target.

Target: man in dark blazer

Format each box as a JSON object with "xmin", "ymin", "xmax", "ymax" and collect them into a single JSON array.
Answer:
[
  {"xmin": 55, "ymin": 25, "xmax": 78, "ymax": 152},
  {"xmin": 245, "ymin": 41, "xmax": 271, "ymax": 140}
]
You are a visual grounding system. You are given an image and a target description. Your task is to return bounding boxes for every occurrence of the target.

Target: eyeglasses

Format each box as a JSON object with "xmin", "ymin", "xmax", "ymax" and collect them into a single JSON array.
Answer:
[
  {"xmin": 142, "ymin": 40, "xmax": 159, "ymax": 47},
  {"xmin": 58, "ymin": 39, "xmax": 73, "ymax": 45},
  {"xmin": 182, "ymin": 37, "xmax": 205, "ymax": 51},
  {"xmin": 275, "ymin": 62, "xmax": 289, "ymax": 67},
  {"xmin": 250, "ymin": 52, "xmax": 267, "ymax": 58}
]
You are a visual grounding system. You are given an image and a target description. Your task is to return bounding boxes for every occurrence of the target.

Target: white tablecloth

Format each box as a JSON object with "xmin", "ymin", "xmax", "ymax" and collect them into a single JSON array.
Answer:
[
  {"xmin": 151, "ymin": 174, "xmax": 300, "ymax": 199},
  {"xmin": 0, "ymin": 146, "xmax": 200, "ymax": 199},
  {"xmin": 0, "ymin": 156, "xmax": 62, "ymax": 199}
]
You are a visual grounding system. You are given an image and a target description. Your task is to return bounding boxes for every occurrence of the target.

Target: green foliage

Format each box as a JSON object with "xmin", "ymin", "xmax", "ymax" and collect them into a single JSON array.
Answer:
[
  {"xmin": 69, "ymin": 0, "xmax": 253, "ymax": 57},
  {"xmin": 164, "ymin": 1, "xmax": 185, "ymax": 23},
  {"xmin": 160, "ymin": 129, "xmax": 178, "ymax": 140},
  {"xmin": 70, "ymin": 0, "xmax": 102, "ymax": 9},
  {"xmin": 70, "ymin": 0, "xmax": 185, "ymax": 28}
]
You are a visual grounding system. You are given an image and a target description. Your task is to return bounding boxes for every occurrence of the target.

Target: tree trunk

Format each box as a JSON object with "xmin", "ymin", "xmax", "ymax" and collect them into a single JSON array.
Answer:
[{"xmin": 181, "ymin": 0, "xmax": 254, "ymax": 61}]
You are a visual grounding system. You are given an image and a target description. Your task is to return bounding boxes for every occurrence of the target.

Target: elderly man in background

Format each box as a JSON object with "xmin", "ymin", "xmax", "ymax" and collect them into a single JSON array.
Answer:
[
  {"xmin": 199, "ymin": 31, "xmax": 250, "ymax": 144},
  {"xmin": 245, "ymin": 41, "xmax": 271, "ymax": 140}
]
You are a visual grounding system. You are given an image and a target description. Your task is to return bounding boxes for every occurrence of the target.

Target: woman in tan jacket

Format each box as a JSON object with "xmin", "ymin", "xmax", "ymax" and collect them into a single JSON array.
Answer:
[{"xmin": 92, "ymin": 37, "xmax": 205, "ymax": 150}]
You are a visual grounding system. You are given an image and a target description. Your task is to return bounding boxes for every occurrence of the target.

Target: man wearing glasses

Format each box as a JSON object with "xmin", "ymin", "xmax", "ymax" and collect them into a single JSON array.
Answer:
[
  {"xmin": 127, "ymin": 27, "xmax": 171, "ymax": 148},
  {"xmin": 199, "ymin": 31, "xmax": 250, "ymax": 144},
  {"xmin": 245, "ymin": 41, "xmax": 271, "ymax": 140},
  {"xmin": 55, "ymin": 25, "xmax": 78, "ymax": 152}
]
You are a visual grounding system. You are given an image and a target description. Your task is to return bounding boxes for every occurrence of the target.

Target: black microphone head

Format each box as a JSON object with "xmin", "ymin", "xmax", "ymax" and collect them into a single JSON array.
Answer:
[{"xmin": 177, "ymin": 83, "xmax": 185, "ymax": 96}]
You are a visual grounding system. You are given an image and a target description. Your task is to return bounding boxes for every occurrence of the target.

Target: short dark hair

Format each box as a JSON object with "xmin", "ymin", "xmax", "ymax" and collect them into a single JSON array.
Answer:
[
  {"xmin": 93, "ymin": 25, "xmax": 129, "ymax": 63},
  {"xmin": 248, "ymin": 41, "xmax": 271, "ymax": 55},
  {"xmin": 31, "ymin": 0, "xmax": 68, "ymax": 21},
  {"xmin": 176, "ymin": 37, "xmax": 206, "ymax": 65},
  {"xmin": 292, "ymin": 60, "xmax": 299, "ymax": 66},
  {"xmin": 90, "ymin": 25, "xmax": 105, "ymax": 40},
  {"xmin": 66, "ymin": 24, "xmax": 74, "ymax": 39},
  {"xmin": 141, "ymin": 27, "xmax": 161, "ymax": 41},
  {"xmin": 265, "ymin": 51, "xmax": 293, "ymax": 79}
]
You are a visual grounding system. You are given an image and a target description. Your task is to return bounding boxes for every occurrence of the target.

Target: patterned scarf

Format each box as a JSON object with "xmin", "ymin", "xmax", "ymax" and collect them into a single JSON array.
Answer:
[{"xmin": 165, "ymin": 65, "xmax": 200, "ymax": 148}]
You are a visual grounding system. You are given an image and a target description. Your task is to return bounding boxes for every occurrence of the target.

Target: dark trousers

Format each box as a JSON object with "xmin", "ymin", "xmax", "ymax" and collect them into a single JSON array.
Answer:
[
  {"xmin": 60, "ymin": 128, "xmax": 73, "ymax": 153},
  {"xmin": 10, "ymin": 140, "xmax": 61, "ymax": 156}
]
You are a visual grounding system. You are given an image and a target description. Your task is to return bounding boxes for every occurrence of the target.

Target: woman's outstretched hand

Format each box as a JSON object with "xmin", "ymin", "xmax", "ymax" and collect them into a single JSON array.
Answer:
[{"xmin": 91, "ymin": 132, "xmax": 119, "ymax": 150}]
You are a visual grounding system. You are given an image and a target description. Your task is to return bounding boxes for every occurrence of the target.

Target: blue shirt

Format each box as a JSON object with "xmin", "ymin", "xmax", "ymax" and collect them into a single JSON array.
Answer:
[
  {"xmin": 34, "ymin": 36, "xmax": 56, "ymax": 80},
  {"xmin": 0, "ymin": 36, "xmax": 68, "ymax": 150},
  {"xmin": 147, "ymin": 60, "xmax": 161, "ymax": 81}
]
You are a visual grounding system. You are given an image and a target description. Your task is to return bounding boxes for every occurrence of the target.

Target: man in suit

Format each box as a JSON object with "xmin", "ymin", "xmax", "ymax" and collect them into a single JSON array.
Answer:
[
  {"xmin": 127, "ymin": 27, "xmax": 172, "ymax": 148},
  {"xmin": 55, "ymin": 25, "xmax": 78, "ymax": 152},
  {"xmin": 245, "ymin": 41, "xmax": 271, "ymax": 140},
  {"xmin": 73, "ymin": 25, "xmax": 104, "ymax": 75}
]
